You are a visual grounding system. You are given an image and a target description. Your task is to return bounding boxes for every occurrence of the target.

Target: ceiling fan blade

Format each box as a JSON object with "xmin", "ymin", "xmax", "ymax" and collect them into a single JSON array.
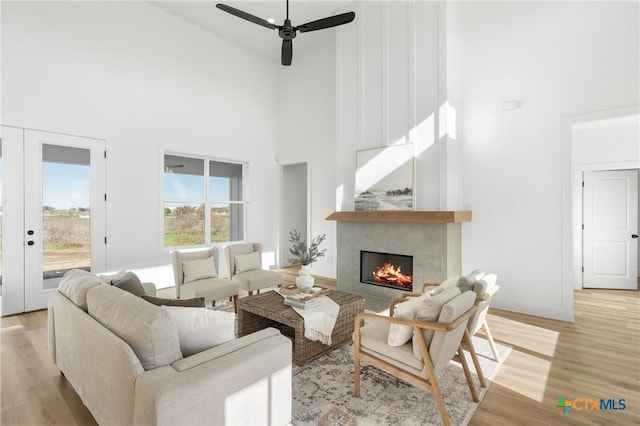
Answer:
[
  {"xmin": 282, "ymin": 39, "xmax": 293, "ymax": 66},
  {"xmin": 297, "ymin": 11, "xmax": 355, "ymax": 33},
  {"xmin": 216, "ymin": 3, "xmax": 277, "ymax": 30}
]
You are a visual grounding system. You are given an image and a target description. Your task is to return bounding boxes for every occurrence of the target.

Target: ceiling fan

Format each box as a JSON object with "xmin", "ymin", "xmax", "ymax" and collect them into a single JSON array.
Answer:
[{"xmin": 216, "ymin": 0, "xmax": 355, "ymax": 66}]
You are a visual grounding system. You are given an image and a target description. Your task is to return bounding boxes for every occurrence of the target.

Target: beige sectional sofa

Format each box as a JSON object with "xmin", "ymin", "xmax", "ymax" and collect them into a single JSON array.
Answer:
[{"xmin": 48, "ymin": 269, "xmax": 292, "ymax": 425}]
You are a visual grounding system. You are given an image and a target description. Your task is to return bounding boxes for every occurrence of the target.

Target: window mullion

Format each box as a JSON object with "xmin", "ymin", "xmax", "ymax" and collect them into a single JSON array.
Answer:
[{"xmin": 204, "ymin": 159, "xmax": 211, "ymax": 246}]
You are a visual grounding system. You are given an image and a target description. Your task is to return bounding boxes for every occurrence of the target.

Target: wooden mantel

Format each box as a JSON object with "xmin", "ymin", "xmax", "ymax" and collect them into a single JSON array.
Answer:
[{"xmin": 325, "ymin": 211, "xmax": 472, "ymax": 224}]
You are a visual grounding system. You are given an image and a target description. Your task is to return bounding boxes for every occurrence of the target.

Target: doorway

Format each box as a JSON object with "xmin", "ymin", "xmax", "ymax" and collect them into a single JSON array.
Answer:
[
  {"xmin": 281, "ymin": 162, "xmax": 308, "ymax": 267},
  {"xmin": 1, "ymin": 127, "xmax": 106, "ymax": 315},
  {"xmin": 583, "ymin": 169, "xmax": 639, "ymax": 289}
]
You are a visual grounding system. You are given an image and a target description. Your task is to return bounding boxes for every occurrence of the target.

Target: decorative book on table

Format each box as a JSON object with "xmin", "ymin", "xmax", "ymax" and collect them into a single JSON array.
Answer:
[{"xmin": 284, "ymin": 293, "xmax": 322, "ymax": 309}]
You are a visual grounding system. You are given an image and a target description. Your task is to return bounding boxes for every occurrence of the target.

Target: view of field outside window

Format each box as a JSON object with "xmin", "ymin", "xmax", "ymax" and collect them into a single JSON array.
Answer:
[
  {"xmin": 42, "ymin": 145, "xmax": 91, "ymax": 278},
  {"xmin": 164, "ymin": 155, "xmax": 244, "ymax": 246}
]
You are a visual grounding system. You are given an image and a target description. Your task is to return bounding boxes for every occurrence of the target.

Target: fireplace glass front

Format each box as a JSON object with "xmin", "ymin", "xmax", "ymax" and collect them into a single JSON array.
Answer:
[{"xmin": 360, "ymin": 250, "xmax": 413, "ymax": 291}]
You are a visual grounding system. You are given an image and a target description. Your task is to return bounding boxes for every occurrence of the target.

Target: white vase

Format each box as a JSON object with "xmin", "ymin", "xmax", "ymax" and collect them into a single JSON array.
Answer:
[{"xmin": 296, "ymin": 264, "xmax": 315, "ymax": 292}]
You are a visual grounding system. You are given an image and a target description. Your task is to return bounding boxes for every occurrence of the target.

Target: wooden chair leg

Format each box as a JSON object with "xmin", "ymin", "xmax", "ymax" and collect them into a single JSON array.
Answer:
[
  {"xmin": 483, "ymin": 319, "xmax": 502, "ymax": 363},
  {"xmin": 464, "ymin": 329, "xmax": 488, "ymax": 388},
  {"xmin": 353, "ymin": 353, "xmax": 361, "ymax": 397},
  {"xmin": 457, "ymin": 344, "xmax": 480, "ymax": 403},
  {"xmin": 430, "ymin": 375, "xmax": 452, "ymax": 426}
]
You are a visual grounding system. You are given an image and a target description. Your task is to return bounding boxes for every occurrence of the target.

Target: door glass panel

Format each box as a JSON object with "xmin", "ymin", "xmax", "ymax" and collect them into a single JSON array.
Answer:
[{"xmin": 42, "ymin": 144, "xmax": 91, "ymax": 285}]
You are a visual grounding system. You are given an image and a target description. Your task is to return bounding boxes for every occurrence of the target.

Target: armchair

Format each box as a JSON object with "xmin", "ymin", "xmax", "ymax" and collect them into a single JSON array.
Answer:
[
  {"xmin": 170, "ymin": 247, "xmax": 239, "ymax": 311},
  {"xmin": 421, "ymin": 271, "xmax": 501, "ymax": 362},
  {"xmin": 224, "ymin": 243, "xmax": 282, "ymax": 295},
  {"xmin": 353, "ymin": 291, "xmax": 482, "ymax": 426}
]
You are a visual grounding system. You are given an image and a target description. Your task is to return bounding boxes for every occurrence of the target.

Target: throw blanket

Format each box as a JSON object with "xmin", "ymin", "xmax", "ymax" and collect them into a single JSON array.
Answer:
[{"xmin": 292, "ymin": 297, "xmax": 340, "ymax": 345}]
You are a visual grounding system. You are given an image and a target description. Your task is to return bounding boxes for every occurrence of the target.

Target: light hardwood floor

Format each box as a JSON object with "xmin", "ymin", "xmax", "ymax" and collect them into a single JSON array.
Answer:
[{"xmin": 1, "ymin": 284, "xmax": 638, "ymax": 425}]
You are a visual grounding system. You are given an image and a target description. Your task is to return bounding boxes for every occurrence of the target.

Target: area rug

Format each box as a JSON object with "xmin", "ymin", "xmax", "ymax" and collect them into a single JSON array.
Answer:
[{"xmin": 292, "ymin": 336, "xmax": 511, "ymax": 426}]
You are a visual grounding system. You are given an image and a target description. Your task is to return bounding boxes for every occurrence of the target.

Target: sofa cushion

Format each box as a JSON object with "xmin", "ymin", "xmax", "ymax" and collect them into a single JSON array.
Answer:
[
  {"xmin": 162, "ymin": 306, "xmax": 236, "ymax": 357},
  {"xmin": 112, "ymin": 271, "xmax": 146, "ymax": 297},
  {"xmin": 387, "ymin": 294, "xmax": 428, "ymax": 347},
  {"xmin": 412, "ymin": 287, "xmax": 461, "ymax": 359},
  {"xmin": 87, "ymin": 285, "xmax": 183, "ymax": 370},
  {"xmin": 183, "ymin": 256, "xmax": 217, "ymax": 283},
  {"xmin": 234, "ymin": 251, "xmax": 261, "ymax": 273},
  {"xmin": 58, "ymin": 269, "xmax": 106, "ymax": 310},
  {"xmin": 142, "ymin": 295, "xmax": 205, "ymax": 308}
]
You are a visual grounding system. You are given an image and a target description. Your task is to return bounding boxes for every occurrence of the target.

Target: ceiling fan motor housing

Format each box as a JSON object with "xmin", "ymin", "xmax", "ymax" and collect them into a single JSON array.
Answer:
[{"xmin": 279, "ymin": 19, "xmax": 297, "ymax": 40}]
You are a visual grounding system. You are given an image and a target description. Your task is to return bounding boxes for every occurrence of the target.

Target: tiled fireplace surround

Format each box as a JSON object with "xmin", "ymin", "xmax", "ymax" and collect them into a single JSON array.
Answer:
[{"xmin": 327, "ymin": 211, "xmax": 471, "ymax": 304}]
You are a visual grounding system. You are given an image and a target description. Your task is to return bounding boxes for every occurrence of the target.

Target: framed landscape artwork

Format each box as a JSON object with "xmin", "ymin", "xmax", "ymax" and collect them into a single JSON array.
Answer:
[{"xmin": 355, "ymin": 144, "xmax": 414, "ymax": 211}]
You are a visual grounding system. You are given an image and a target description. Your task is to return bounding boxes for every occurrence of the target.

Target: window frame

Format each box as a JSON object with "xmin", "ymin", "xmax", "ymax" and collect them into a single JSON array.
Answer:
[{"xmin": 162, "ymin": 151, "xmax": 246, "ymax": 249}]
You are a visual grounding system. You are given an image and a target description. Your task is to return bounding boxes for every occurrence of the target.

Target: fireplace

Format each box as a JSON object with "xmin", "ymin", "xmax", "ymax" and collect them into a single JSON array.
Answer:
[{"xmin": 360, "ymin": 250, "xmax": 413, "ymax": 291}]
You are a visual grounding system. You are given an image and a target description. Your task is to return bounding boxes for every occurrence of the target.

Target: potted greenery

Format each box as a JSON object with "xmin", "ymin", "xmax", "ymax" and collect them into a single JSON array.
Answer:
[{"xmin": 287, "ymin": 230, "xmax": 326, "ymax": 291}]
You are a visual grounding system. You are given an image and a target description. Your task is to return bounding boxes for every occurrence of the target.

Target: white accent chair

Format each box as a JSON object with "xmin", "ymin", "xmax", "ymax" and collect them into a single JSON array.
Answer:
[
  {"xmin": 422, "ymin": 271, "xmax": 501, "ymax": 362},
  {"xmin": 353, "ymin": 291, "xmax": 484, "ymax": 426},
  {"xmin": 224, "ymin": 243, "xmax": 282, "ymax": 296},
  {"xmin": 170, "ymin": 247, "xmax": 239, "ymax": 311}
]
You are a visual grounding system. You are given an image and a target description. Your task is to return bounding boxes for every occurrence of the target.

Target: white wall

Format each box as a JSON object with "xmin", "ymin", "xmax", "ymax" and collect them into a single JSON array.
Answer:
[
  {"xmin": 276, "ymin": 30, "xmax": 337, "ymax": 278},
  {"xmin": 458, "ymin": 2, "xmax": 639, "ymax": 320},
  {"xmin": 333, "ymin": 1, "xmax": 638, "ymax": 321},
  {"xmin": 1, "ymin": 1, "xmax": 279, "ymax": 271},
  {"xmin": 573, "ymin": 116, "xmax": 640, "ymax": 166},
  {"xmin": 337, "ymin": 1, "xmax": 442, "ymax": 211}
]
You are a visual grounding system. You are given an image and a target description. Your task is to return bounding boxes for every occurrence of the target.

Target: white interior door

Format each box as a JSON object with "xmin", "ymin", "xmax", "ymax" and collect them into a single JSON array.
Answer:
[
  {"xmin": 1, "ymin": 127, "xmax": 106, "ymax": 315},
  {"xmin": 583, "ymin": 170, "xmax": 639, "ymax": 289}
]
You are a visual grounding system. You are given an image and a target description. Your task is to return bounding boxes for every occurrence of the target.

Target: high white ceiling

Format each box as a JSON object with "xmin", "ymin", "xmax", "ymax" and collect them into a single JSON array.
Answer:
[{"xmin": 148, "ymin": 1, "xmax": 354, "ymax": 64}]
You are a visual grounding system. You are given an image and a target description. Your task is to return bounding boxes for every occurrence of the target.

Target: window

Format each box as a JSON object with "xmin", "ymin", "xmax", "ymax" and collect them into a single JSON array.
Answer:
[{"xmin": 164, "ymin": 154, "xmax": 244, "ymax": 247}]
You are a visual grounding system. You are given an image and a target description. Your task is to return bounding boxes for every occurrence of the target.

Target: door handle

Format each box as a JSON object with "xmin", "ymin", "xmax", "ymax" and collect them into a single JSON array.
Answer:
[{"xmin": 633, "ymin": 234, "xmax": 639, "ymax": 239}]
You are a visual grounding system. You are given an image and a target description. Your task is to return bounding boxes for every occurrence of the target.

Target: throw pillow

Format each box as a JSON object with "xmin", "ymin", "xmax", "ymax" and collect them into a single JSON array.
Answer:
[
  {"xmin": 182, "ymin": 256, "xmax": 217, "ymax": 284},
  {"xmin": 412, "ymin": 287, "xmax": 461, "ymax": 359},
  {"xmin": 142, "ymin": 295, "xmax": 205, "ymax": 308},
  {"xmin": 427, "ymin": 276, "xmax": 461, "ymax": 296},
  {"xmin": 162, "ymin": 306, "xmax": 236, "ymax": 357},
  {"xmin": 98, "ymin": 270, "xmax": 128, "ymax": 284},
  {"xmin": 457, "ymin": 269, "xmax": 485, "ymax": 292},
  {"xmin": 474, "ymin": 273, "xmax": 497, "ymax": 296},
  {"xmin": 234, "ymin": 251, "xmax": 261, "ymax": 274},
  {"xmin": 112, "ymin": 271, "xmax": 146, "ymax": 297},
  {"xmin": 387, "ymin": 294, "xmax": 429, "ymax": 347}
]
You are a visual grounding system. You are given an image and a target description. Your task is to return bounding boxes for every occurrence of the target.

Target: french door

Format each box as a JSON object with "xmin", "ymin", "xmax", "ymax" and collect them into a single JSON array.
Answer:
[{"xmin": 1, "ymin": 127, "xmax": 106, "ymax": 315}]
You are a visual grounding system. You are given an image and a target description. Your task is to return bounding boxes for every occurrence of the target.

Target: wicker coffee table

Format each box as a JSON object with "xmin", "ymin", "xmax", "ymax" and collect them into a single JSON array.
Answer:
[{"xmin": 237, "ymin": 290, "xmax": 365, "ymax": 365}]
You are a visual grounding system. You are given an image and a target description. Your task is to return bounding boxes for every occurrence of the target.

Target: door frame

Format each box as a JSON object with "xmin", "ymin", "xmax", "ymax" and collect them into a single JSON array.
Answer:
[
  {"xmin": 1, "ymin": 126, "xmax": 26, "ymax": 316},
  {"xmin": 277, "ymin": 158, "xmax": 311, "ymax": 268},
  {"xmin": 567, "ymin": 110, "xmax": 640, "ymax": 291},
  {"xmin": 1, "ymin": 126, "xmax": 106, "ymax": 315}
]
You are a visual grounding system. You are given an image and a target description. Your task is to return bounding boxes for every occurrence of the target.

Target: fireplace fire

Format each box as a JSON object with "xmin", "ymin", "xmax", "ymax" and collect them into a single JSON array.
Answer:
[{"xmin": 360, "ymin": 251, "xmax": 413, "ymax": 291}]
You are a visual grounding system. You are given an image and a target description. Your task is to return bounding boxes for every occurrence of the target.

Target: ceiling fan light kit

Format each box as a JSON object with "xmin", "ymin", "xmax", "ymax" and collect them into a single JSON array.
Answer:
[{"xmin": 216, "ymin": 0, "xmax": 355, "ymax": 66}]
